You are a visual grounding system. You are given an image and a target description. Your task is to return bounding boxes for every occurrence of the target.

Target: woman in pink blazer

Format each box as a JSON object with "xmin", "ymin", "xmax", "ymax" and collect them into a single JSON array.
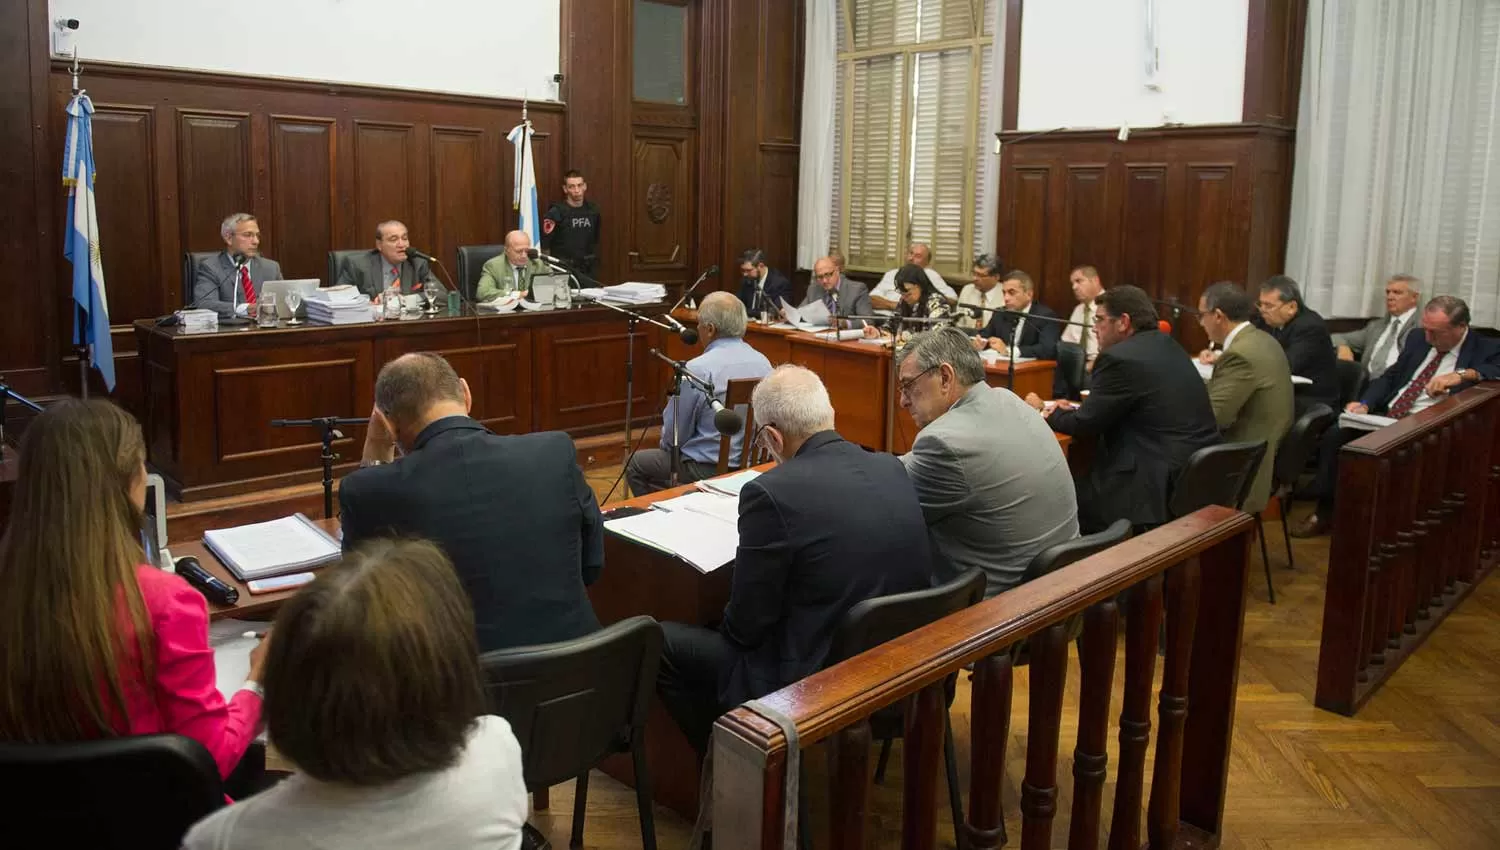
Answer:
[{"xmin": 0, "ymin": 399, "xmax": 267, "ymax": 782}]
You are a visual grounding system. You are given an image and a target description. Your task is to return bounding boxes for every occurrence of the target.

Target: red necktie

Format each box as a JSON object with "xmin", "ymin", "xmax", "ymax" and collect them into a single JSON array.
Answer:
[
  {"xmin": 1388, "ymin": 353, "xmax": 1444, "ymax": 418},
  {"xmin": 240, "ymin": 266, "xmax": 256, "ymax": 305}
]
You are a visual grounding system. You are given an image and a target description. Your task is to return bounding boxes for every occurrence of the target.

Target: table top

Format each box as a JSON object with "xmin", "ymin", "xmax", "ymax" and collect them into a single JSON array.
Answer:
[{"xmin": 172, "ymin": 517, "xmax": 341, "ymax": 621}]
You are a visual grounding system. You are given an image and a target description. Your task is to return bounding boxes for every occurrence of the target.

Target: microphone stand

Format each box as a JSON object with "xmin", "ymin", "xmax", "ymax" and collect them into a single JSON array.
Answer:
[
  {"xmin": 270, "ymin": 416, "xmax": 371, "ymax": 519},
  {"xmin": 222, "ymin": 257, "xmax": 251, "ymax": 328},
  {"xmin": 647, "ymin": 348, "xmax": 730, "ymax": 487},
  {"xmin": 0, "ymin": 380, "xmax": 44, "ymax": 459},
  {"xmin": 668, "ymin": 266, "xmax": 718, "ymax": 316},
  {"xmin": 979, "ymin": 307, "xmax": 1095, "ymax": 392},
  {"xmin": 582, "ymin": 294, "xmax": 685, "ymax": 457}
]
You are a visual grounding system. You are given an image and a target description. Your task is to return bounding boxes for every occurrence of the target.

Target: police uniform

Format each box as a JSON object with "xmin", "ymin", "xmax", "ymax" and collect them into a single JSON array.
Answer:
[{"xmin": 542, "ymin": 200, "xmax": 601, "ymax": 276}]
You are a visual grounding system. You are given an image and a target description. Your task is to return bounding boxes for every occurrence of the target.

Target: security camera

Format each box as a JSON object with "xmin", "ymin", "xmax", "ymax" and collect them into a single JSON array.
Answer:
[
  {"xmin": 553, "ymin": 73, "xmax": 564, "ymax": 84},
  {"xmin": 56, "ymin": 18, "xmax": 80, "ymax": 30}
]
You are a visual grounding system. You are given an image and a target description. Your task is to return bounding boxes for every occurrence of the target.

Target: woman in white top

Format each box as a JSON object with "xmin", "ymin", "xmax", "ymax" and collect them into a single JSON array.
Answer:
[{"xmin": 184, "ymin": 539, "xmax": 529, "ymax": 850}]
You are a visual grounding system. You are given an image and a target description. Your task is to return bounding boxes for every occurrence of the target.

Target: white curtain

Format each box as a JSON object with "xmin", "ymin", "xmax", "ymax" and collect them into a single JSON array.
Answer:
[
  {"xmin": 974, "ymin": 0, "xmax": 1006, "ymax": 261},
  {"xmin": 796, "ymin": 0, "xmax": 838, "ymax": 271},
  {"xmin": 1287, "ymin": 0, "xmax": 1500, "ymax": 326}
]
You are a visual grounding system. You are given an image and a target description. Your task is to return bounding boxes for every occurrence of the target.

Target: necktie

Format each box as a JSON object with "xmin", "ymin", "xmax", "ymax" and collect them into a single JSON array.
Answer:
[
  {"xmin": 1388, "ymin": 352, "xmax": 1445, "ymax": 418},
  {"xmin": 1079, "ymin": 302, "xmax": 1092, "ymax": 354},
  {"xmin": 240, "ymin": 265, "xmax": 256, "ymax": 305},
  {"xmin": 514, "ymin": 267, "xmax": 524, "ymax": 293},
  {"xmin": 823, "ymin": 291, "xmax": 836, "ymax": 313},
  {"xmin": 1368, "ymin": 316, "xmax": 1401, "ymax": 375},
  {"xmin": 389, "ymin": 264, "xmax": 401, "ymax": 290}
]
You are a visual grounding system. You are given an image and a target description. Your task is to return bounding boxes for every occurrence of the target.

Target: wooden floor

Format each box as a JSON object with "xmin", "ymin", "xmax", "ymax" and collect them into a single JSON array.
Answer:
[{"xmin": 533, "ymin": 492, "xmax": 1500, "ymax": 849}]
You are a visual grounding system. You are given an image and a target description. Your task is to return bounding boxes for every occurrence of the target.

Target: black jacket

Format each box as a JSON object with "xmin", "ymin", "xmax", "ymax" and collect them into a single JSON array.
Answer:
[
  {"xmin": 1047, "ymin": 330, "xmax": 1221, "ymax": 530},
  {"xmin": 339, "ymin": 417, "xmax": 604, "ymax": 653},
  {"xmin": 738, "ymin": 269, "xmax": 793, "ymax": 317},
  {"xmin": 1361, "ymin": 331, "xmax": 1500, "ymax": 413},
  {"xmin": 1259, "ymin": 307, "xmax": 1340, "ymax": 409},
  {"xmin": 718, "ymin": 431, "xmax": 933, "ymax": 706},
  {"xmin": 979, "ymin": 302, "xmax": 1062, "ymax": 359}
]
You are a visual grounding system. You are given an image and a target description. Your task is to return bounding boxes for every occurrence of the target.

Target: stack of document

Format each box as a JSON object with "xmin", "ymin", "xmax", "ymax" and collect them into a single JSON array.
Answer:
[
  {"xmin": 979, "ymin": 349, "xmax": 1035, "ymax": 365},
  {"xmin": 696, "ymin": 468, "xmax": 761, "ymax": 497},
  {"xmin": 304, "ymin": 285, "xmax": 373, "ymax": 325},
  {"xmin": 175, "ymin": 309, "xmax": 218, "ymax": 334},
  {"xmin": 1339, "ymin": 411, "xmax": 1397, "ymax": 432},
  {"xmin": 579, "ymin": 282, "xmax": 667, "ymax": 304},
  {"xmin": 605, "ymin": 490, "xmax": 741, "ymax": 573},
  {"xmin": 203, "ymin": 513, "xmax": 342, "ymax": 581}
]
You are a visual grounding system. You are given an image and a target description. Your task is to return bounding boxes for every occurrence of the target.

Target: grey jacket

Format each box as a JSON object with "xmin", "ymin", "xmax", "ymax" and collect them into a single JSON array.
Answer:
[
  {"xmin": 799, "ymin": 276, "xmax": 874, "ymax": 325},
  {"xmin": 1332, "ymin": 312, "xmax": 1419, "ymax": 378},
  {"xmin": 900, "ymin": 382, "xmax": 1080, "ymax": 597},
  {"xmin": 336, "ymin": 250, "xmax": 440, "ymax": 298},
  {"xmin": 191, "ymin": 252, "xmax": 284, "ymax": 319}
]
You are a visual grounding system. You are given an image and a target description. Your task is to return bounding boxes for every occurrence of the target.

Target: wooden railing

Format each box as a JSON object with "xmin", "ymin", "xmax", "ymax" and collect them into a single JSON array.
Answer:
[
  {"xmin": 712, "ymin": 506, "xmax": 1256, "ymax": 850},
  {"xmin": 1315, "ymin": 385, "xmax": 1500, "ymax": 716}
]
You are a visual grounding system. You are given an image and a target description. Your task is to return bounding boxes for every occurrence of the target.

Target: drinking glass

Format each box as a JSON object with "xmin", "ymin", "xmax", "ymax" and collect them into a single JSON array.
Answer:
[
  {"xmin": 284, "ymin": 291, "xmax": 303, "ymax": 325},
  {"xmin": 423, "ymin": 287, "xmax": 440, "ymax": 315},
  {"xmin": 553, "ymin": 281, "xmax": 572, "ymax": 309},
  {"xmin": 256, "ymin": 292, "xmax": 279, "ymax": 328}
]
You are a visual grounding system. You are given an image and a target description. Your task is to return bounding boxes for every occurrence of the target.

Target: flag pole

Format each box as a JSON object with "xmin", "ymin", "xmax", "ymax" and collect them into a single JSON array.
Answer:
[{"xmin": 70, "ymin": 48, "xmax": 91, "ymax": 399}]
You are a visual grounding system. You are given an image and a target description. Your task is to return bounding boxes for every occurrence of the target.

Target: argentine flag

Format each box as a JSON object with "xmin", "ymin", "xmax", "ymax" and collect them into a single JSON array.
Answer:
[
  {"xmin": 507, "ymin": 120, "xmax": 539, "ymax": 245},
  {"xmin": 64, "ymin": 92, "xmax": 114, "ymax": 391}
]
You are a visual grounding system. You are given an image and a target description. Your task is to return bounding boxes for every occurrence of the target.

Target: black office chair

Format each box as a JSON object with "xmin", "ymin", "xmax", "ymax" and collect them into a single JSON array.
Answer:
[
  {"xmin": 1054, "ymin": 341, "xmax": 1088, "ymax": 400},
  {"xmin": 182, "ymin": 251, "xmax": 218, "ymax": 307},
  {"xmin": 1169, "ymin": 440, "xmax": 1270, "ymax": 599},
  {"xmin": 327, "ymin": 249, "xmax": 367, "ymax": 289},
  {"xmin": 1023, "ymin": 518, "xmax": 1133, "ymax": 583},
  {"xmin": 1336, "ymin": 359, "xmax": 1366, "ymax": 408},
  {"xmin": 457, "ymin": 244, "xmax": 506, "ymax": 303},
  {"xmin": 480, "ymin": 615, "xmax": 663, "ymax": 850},
  {"xmin": 830, "ymin": 568, "xmax": 986, "ymax": 850},
  {"xmin": 0, "ymin": 733, "xmax": 223, "ymax": 850},
  {"xmin": 1266, "ymin": 405, "xmax": 1337, "ymax": 574}
]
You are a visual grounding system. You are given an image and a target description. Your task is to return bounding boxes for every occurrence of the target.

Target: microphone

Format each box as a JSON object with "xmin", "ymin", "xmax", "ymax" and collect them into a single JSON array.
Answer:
[
  {"xmin": 527, "ymin": 247, "xmax": 569, "ymax": 266},
  {"xmin": 1149, "ymin": 296, "xmax": 1200, "ymax": 317},
  {"xmin": 665, "ymin": 314, "xmax": 700, "ymax": 345},
  {"xmin": 174, "ymin": 556, "xmax": 239, "ymax": 606},
  {"xmin": 1157, "ymin": 319, "xmax": 1173, "ymax": 334},
  {"xmin": 406, "ymin": 247, "xmax": 436, "ymax": 263},
  {"xmin": 710, "ymin": 399, "xmax": 743, "ymax": 436},
  {"xmin": 403, "ymin": 247, "xmax": 465, "ymax": 302}
]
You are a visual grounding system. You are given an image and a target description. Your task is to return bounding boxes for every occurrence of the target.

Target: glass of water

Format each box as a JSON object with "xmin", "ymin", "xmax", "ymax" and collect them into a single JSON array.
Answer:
[
  {"xmin": 256, "ymin": 292, "xmax": 279, "ymax": 328},
  {"xmin": 423, "ymin": 287, "xmax": 440, "ymax": 315},
  {"xmin": 553, "ymin": 280, "xmax": 572, "ymax": 309},
  {"xmin": 284, "ymin": 291, "xmax": 303, "ymax": 325}
]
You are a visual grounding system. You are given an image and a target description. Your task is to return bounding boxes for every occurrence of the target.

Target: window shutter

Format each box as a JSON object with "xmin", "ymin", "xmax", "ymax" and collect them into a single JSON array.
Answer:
[{"xmin": 848, "ymin": 54, "xmax": 907, "ymax": 271}]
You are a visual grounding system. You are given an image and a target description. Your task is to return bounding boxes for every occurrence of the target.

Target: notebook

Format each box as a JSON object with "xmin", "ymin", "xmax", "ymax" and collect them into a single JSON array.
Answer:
[{"xmin": 202, "ymin": 513, "xmax": 342, "ymax": 581}]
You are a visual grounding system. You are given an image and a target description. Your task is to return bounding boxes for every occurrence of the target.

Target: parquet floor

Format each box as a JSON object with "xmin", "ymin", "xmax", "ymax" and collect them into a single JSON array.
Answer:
[{"xmin": 538, "ymin": 480, "xmax": 1500, "ymax": 849}]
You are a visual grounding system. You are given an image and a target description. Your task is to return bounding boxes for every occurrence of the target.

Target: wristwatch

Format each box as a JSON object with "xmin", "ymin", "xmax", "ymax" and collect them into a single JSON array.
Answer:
[
  {"xmin": 360, "ymin": 459, "xmax": 386, "ymax": 469},
  {"xmin": 1459, "ymin": 368, "xmax": 1479, "ymax": 383}
]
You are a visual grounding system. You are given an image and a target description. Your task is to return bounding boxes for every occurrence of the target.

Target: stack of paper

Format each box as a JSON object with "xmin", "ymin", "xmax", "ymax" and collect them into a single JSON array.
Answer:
[
  {"xmin": 775, "ymin": 297, "xmax": 831, "ymax": 330},
  {"xmin": 979, "ymin": 349, "xmax": 1035, "ymax": 365},
  {"xmin": 304, "ymin": 286, "xmax": 374, "ymax": 325},
  {"xmin": 176, "ymin": 309, "xmax": 219, "ymax": 334},
  {"xmin": 203, "ymin": 513, "xmax": 342, "ymax": 581},
  {"xmin": 476, "ymin": 294, "xmax": 522, "ymax": 313},
  {"xmin": 605, "ymin": 497, "xmax": 740, "ymax": 573},
  {"xmin": 1339, "ymin": 411, "xmax": 1397, "ymax": 432},
  {"xmin": 580, "ymin": 282, "xmax": 666, "ymax": 304},
  {"xmin": 697, "ymin": 468, "xmax": 762, "ymax": 498}
]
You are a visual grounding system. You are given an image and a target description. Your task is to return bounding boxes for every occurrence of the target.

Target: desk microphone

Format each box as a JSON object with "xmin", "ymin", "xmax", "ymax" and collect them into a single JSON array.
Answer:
[
  {"xmin": 175, "ymin": 556, "xmax": 239, "ymax": 606},
  {"xmin": 710, "ymin": 399, "xmax": 743, "ymax": 436},
  {"xmin": 157, "ymin": 254, "xmax": 246, "ymax": 326}
]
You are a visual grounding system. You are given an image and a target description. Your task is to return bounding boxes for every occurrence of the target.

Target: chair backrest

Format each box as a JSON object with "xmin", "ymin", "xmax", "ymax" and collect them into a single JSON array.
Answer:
[
  {"xmin": 716, "ymin": 376, "xmax": 765, "ymax": 475},
  {"xmin": 327, "ymin": 249, "xmax": 367, "ymax": 289},
  {"xmin": 1168, "ymin": 440, "xmax": 1268, "ymax": 518},
  {"xmin": 1336, "ymin": 358, "xmax": 1366, "ymax": 408},
  {"xmin": 1021, "ymin": 518, "xmax": 1132, "ymax": 583},
  {"xmin": 480, "ymin": 615, "xmax": 663, "ymax": 790},
  {"xmin": 1055, "ymin": 341, "xmax": 1088, "ymax": 398},
  {"xmin": 827, "ymin": 568, "xmax": 986, "ymax": 666},
  {"xmin": 182, "ymin": 251, "xmax": 218, "ymax": 307},
  {"xmin": 0, "ymin": 733, "xmax": 223, "ymax": 850},
  {"xmin": 457, "ymin": 244, "xmax": 506, "ymax": 302},
  {"xmin": 1273, "ymin": 403, "xmax": 1337, "ymax": 492}
]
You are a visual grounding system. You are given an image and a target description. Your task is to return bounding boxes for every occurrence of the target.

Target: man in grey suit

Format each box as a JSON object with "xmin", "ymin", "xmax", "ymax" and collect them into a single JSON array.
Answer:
[
  {"xmin": 192, "ymin": 213, "xmax": 283, "ymax": 319},
  {"xmin": 896, "ymin": 326, "xmax": 1080, "ymax": 596},
  {"xmin": 336, "ymin": 220, "xmax": 441, "ymax": 300},
  {"xmin": 1332, "ymin": 274, "xmax": 1421, "ymax": 380},
  {"xmin": 799, "ymin": 255, "xmax": 873, "ymax": 327}
]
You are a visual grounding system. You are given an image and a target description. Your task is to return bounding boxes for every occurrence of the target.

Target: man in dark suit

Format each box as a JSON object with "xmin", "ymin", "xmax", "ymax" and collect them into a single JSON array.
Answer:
[
  {"xmin": 336, "ymin": 220, "xmax": 442, "ymax": 300},
  {"xmin": 1294, "ymin": 295, "xmax": 1500, "ymax": 537},
  {"xmin": 339, "ymin": 352, "xmax": 604, "ymax": 652},
  {"xmin": 736, "ymin": 248, "xmax": 791, "ymax": 318},
  {"xmin": 192, "ymin": 213, "xmax": 284, "ymax": 319},
  {"xmin": 974, "ymin": 270, "xmax": 1061, "ymax": 360},
  {"xmin": 1254, "ymin": 276, "xmax": 1340, "ymax": 411},
  {"xmin": 1025, "ymin": 285, "xmax": 1220, "ymax": 532},
  {"xmin": 655, "ymin": 365, "xmax": 934, "ymax": 755}
]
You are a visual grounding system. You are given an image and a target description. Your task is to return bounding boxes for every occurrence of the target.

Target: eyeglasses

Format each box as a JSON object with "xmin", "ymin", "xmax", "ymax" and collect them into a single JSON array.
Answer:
[
  {"xmin": 897, "ymin": 364, "xmax": 940, "ymax": 399},
  {"xmin": 1257, "ymin": 299, "xmax": 1285, "ymax": 312},
  {"xmin": 814, "ymin": 271, "xmax": 838, "ymax": 281}
]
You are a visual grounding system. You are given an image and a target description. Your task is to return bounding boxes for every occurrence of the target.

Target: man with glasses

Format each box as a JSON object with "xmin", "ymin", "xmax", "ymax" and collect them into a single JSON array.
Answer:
[
  {"xmin": 896, "ymin": 327, "xmax": 1078, "ymax": 597},
  {"xmin": 798, "ymin": 255, "xmax": 872, "ymax": 327},
  {"xmin": 1245, "ymin": 276, "xmax": 1339, "ymax": 411},
  {"xmin": 870, "ymin": 242, "xmax": 958, "ymax": 310},
  {"xmin": 1024, "ymin": 286, "xmax": 1219, "ymax": 532},
  {"xmin": 625, "ymin": 292, "xmax": 772, "ymax": 496},
  {"xmin": 956, "ymin": 254, "xmax": 1006, "ymax": 329}
]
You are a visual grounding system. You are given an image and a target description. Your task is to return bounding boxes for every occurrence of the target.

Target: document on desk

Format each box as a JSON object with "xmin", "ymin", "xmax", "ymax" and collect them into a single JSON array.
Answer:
[
  {"xmin": 696, "ymin": 468, "xmax": 762, "ymax": 498},
  {"xmin": 1339, "ymin": 412, "xmax": 1398, "ymax": 432},
  {"xmin": 605, "ymin": 508, "xmax": 738, "ymax": 573},
  {"xmin": 208, "ymin": 618, "xmax": 261, "ymax": 701},
  {"xmin": 654, "ymin": 491, "xmax": 742, "ymax": 525},
  {"xmin": 203, "ymin": 513, "xmax": 341, "ymax": 581},
  {"xmin": 979, "ymin": 349, "xmax": 1035, "ymax": 365}
]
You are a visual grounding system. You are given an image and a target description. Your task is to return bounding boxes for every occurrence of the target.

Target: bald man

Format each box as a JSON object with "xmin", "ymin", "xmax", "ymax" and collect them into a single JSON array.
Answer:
[{"xmin": 477, "ymin": 230, "xmax": 553, "ymax": 302}]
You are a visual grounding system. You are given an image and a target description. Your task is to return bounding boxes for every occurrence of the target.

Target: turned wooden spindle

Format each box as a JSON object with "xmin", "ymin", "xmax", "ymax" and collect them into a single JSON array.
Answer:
[
  {"xmin": 1107, "ymin": 574, "xmax": 1163, "ymax": 850},
  {"xmin": 1147, "ymin": 559, "xmax": 1202, "ymax": 849},
  {"xmin": 903, "ymin": 683, "xmax": 946, "ymax": 850},
  {"xmin": 1020, "ymin": 621, "xmax": 1068, "ymax": 850},
  {"xmin": 1068, "ymin": 600, "xmax": 1119, "ymax": 850},
  {"xmin": 828, "ymin": 719, "xmax": 872, "ymax": 850},
  {"xmin": 966, "ymin": 652, "xmax": 1013, "ymax": 850}
]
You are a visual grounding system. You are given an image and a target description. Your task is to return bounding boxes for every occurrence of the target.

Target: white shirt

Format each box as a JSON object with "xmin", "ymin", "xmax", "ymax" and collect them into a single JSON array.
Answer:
[
  {"xmin": 957, "ymin": 283, "xmax": 1005, "ymax": 329},
  {"xmin": 870, "ymin": 266, "xmax": 958, "ymax": 301},
  {"xmin": 1222, "ymin": 320, "xmax": 1251, "ymax": 353},
  {"xmin": 183, "ymin": 715, "xmax": 529, "ymax": 850},
  {"xmin": 1061, "ymin": 300, "xmax": 1098, "ymax": 357},
  {"xmin": 1370, "ymin": 306, "xmax": 1417, "ymax": 373},
  {"xmin": 1007, "ymin": 301, "xmax": 1034, "ymax": 345},
  {"xmin": 1392, "ymin": 329, "xmax": 1466, "ymax": 417}
]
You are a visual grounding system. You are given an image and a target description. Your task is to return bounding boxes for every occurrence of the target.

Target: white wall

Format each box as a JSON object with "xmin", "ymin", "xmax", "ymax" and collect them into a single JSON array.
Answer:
[
  {"xmin": 1016, "ymin": 0, "xmax": 1247, "ymax": 131},
  {"xmin": 48, "ymin": 0, "xmax": 561, "ymax": 101}
]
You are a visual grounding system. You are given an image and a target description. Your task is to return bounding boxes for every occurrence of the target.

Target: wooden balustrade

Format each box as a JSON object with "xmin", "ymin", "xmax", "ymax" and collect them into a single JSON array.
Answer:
[
  {"xmin": 712, "ymin": 506, "xmax": 1255, "ymax": 850},
  {"xmin": 1316, "ymin": 385, "xmax": 1500, "ymax": 716}
]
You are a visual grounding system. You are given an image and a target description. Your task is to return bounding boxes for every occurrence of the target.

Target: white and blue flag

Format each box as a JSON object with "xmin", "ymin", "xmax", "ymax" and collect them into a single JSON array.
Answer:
[
  {"xmin": 64, "ymin": 92, "xmax": 114, "ymax": 391},
  {"xmin": 507, "ymin": 119, "xmax": 539, "ymax": 244}
]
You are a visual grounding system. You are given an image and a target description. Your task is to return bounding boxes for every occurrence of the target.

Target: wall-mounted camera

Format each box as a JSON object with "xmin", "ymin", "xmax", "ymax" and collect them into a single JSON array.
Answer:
[{"xmin": 53, "ymin": 18, "xmax": 81, "ymax": 57}]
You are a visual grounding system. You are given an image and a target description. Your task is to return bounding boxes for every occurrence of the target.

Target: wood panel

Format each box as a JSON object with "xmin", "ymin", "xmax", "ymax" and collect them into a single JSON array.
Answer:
[
  {"xmin": 178, "ymin": 111, "xmax": 252, "ymax": 253},
  {"xmin": 630, "ymin": 131, "xmax": 694, "ymax": 270},
  {"xmin": 533, "ymin": 319, "xmax": 663, "ymax": 436},
  {"xmin": 270, "ymin": 116, "xmax": 335, "ymax": 281},
  {"xmin": 1005, "ymin": 167, "xmax": 1050, "ymax": 281},
  {"xmin": 430, "ymin": 126, "xmax": 490, "ymax": 277},
  {"xmin": 1064, "ymin": 165, "xmax": 1110, "ymax": 282},
  {"xmin": 1121, "ymin": 165, "xmax": 1167, "ymax": 292},
  {"xmin": 1180, "ymin": 165, "xmax": 1237, "ymax": 304},
  {"xmin": 353, "ymin": 121, "xmax": 416, "ymax": 241},
  {"xmin": 92, "ymin": 106, "xmax": 162, "ymax": 320},
  {"xmin": 1243, "ymin": 0, "xmax": 1307, "ymax": 126},
  {"xmin": 211, "ymin": 356, "xmax": 364, "ymax": 461}
]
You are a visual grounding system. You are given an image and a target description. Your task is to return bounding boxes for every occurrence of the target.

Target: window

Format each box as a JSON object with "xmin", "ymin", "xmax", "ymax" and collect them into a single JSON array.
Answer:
[
  {"xmin": 833, "ymin": 0, "xmax": 998, "ymax": 278},
  {"xmin": 634, "ymin": 0, "xmax": 689, "ymax": 105}
]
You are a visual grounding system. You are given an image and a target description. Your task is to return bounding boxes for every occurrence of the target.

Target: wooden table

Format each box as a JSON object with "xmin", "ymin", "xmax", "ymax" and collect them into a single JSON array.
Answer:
[
  {"xmin": 171, "ymin": 516, "xmax": 341, "ymax": 621},
  {"xmin": 135, "ymin": 303, "xmax": 671, "ymax": 501}
]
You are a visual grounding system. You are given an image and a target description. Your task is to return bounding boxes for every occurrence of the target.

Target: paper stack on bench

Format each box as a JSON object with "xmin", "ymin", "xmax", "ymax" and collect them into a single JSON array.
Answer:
[
  {"xmin": 175, "ymin": 309, "xmax": 218, "ymax": 334},
  {"xmin": 304, "ymin": 285, "xmax": 374, "ymax": 325},
  {"xmin": 579, "ymin": 282, "xmax": 666, "ymax": 304},
  {"xmin": 203, "ymin": 513, "xmax": 342, "ymax": 581}
]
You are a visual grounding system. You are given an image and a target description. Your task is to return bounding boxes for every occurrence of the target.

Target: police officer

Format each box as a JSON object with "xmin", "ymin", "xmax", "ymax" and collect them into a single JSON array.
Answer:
[{"xmin": 542, "ymin": 169, "xmax": 601, "ymax": 277}]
